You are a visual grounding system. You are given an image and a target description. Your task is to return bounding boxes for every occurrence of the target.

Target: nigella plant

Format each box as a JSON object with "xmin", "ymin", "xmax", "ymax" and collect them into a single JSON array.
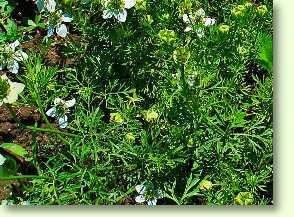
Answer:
[
  {"xmin": 36, "ymin": 0, "xmax": 73, "ymax": 38},
  {"xmin": 102, "ymin": 0, "xmax": 136, "ymax": 22},
  {"xmin": 46, "ymin": 98, "xmax": 76, "ymax": 128},
  {"xmin": 0, "ymin": 40, "xmax": 28, "ymax": 74}
]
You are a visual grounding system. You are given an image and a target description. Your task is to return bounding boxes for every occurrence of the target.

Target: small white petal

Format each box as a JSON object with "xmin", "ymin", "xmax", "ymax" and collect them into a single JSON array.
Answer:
[
  {"xmin": 9, "ymin": 40, "xmax": 20, "ymax": 51},
  {"xmin": 56, "ymin": 24, "xmax": 68, "ymax": 38},
  {"xmin": 184, "ymin": 26, "xmax": 192, "ymax": 32},
  {"xmin": 4, "ymin": 82, "xmax": 25, "ymax": 104},
  {"xmin": 65, "ymin": 98, "xmax": 76, "ymax": 108},
  {"xmin": 125, "ymin": 0, "xmax": 136, "ymax": 9},
  {"xmin": 135, "ymin": 195, "xmax": 146, "ymax": 203},
  {"xmin": 0, "ymin": 63, "xmax": 4, "ymax": 70},
  {"xmin": 102, "ymin": 9, "xmax": 114, "ymax": 19},
  {"xmin": 46, "ymin": 107, "xmax": 57, "ymax": 117},
  {"xmin": 183, "ymin": 14, "xmax": 190, "ymax": 23},
  {"xmin": 7, "ymin": 60, "xmax": 19, "ymax": 74},
  {"xmin": 14, "ymin": 51, "xmax": 28, "ymax": 62},
  {"xmin": 58, "ymin": 115, "xmax": 68, "ymax": 128},
  {"xmin": 46, "ymin": 0, "xmax": 56, "ymax": 13},
  {"xmin": 20, "ymin": 201, "xmax": 30, "ymax": 206},
  {"xmin": 195, "ymin": 8, "xmax": 205, "ymax": 17},
  {"xmin": 47, "ymin": 25, "xmax": 54, "ymax": 37},
  {"xmin": 203, "ymin": 18, "xmax": 216, "ymax": 26},
  {"xmin": 62, "ymin": 14, "xmax": 73, "ymax": 23},
  {"xmin": 115, "ymin": 10, "xmax": 127, "ymax": 22},
  {"xmin": 147, "ymin": 199, "xmax": 157, "ymax": 205},
  {"xmin": 135, "ymin": 185, "xmax": 146, "ymax": 194},
  {"xmin": 0, "ymin": 153, "xmax": 6, "ymax": 166},
  {"xmin": 196, "ymin": 28, "xmax": 205, "ymax": 38},
  {"xmin": 54, "ymin": 98, "xmax": 62, "ymax": 105}
]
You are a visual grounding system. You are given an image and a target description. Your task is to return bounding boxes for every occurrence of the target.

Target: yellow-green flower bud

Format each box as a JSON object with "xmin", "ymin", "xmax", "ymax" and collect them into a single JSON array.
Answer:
[
  {"xmin": 257, "ymin": 5, "xmax": 268, "ymax": 16},
  {"xmin": 199, "ymin": 180, "xmax": 213, "ymax": 191},
  {"xmin": 234, "ymin": 192, "xmax": 254, "ymax": 205},
  {"xmin": 135, "ymin": 0, "xmax": 147, "ymax": 10},
  {"xmin": 173, "ymin": 47, "xmax": 191, "ymax": 64},
  {"xmin": 219, "ymin": 24, "xmax": 230, "ymax": 33},
  {"xmin": 145, "ymin": 110, "xmax": 159, "ymax": 123},
  {"xmin": 126, "ymin": 132, "xmax": 135, "ymax": 143},
  {"xmin": 232, "ymin": 5, "xmax": 246, "ymax": 17},
  {"xmin": 237, "ymin": 46, "xmax": 248, "ymax": 55},
  {"xmin": 158, "ymin": 29, "xmax": 176, "ymax": 44},
  {"xmin": 110, "ymin": 112, "xmax": 124, "ymax": 123}
]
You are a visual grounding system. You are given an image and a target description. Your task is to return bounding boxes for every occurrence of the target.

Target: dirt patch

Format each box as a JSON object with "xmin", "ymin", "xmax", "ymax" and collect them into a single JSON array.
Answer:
[{"xmin": 11, "ymin": 0, "xmax": 37, "ymax": 25}]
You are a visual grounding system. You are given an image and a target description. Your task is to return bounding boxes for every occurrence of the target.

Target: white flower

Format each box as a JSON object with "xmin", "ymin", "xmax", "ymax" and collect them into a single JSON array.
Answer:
[
  {"xmin": 125, "ymin": 0, "xmax": 136, "ymax": 9},
  {"xmin": 195, "ymin": 8, "xmax": 205, "ymax": 17},
  {"xmin": 46, "ymin": 98, "xmax": 76, "ymax": 128},
  {"xmin": 46, "ymin": 0, "xmax": 56, "ymax": 12},
  {"xmin": 203, "ymin": 17, "xmax": 216, "ymax": 26},
  {"xmin": 56, "ymin": 24, "xmax": 68, "ymax": 38},
  {"xmin": 102, "ymin": 0, "xmax": 136, "ymax": 22},
  {"xmin": 0, "ymin": 74, "xmax": 25, "ymax": 106},
  {"xmin": 195, "ymin": 28, "xmax": 204, "ymax": 38},
  {"xmin": 47, "ymin": 13, "xmax": 72, "ymax": 38},
  {"xmin": 36, "ymin": 0, "xmax": 56, "ymax": 12},
  {"xmin": 183, "ymin": 13, "xmax": 190, "ymax": 23},
  {"xmin": 0, "ymin": 153, "xmax": 6, "ymax": 166},
  {"xmin": 134, "ymin": 183, "xmax": 159, "ymax": 205},
  {"xmin": 184, "ymin": 26, "xmax": 192, "ymax": 32},
  {"xmin": 0, "ymin": 40, "xmax": 28, "ymax": 74}
]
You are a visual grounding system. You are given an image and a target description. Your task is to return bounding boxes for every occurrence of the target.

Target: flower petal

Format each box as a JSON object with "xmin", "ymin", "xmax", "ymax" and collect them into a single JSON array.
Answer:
[
  {"xmin": 46, "ymin": 107, "xmax": 57, "ymax": 117},
  {"xmin": 7, "ymin": 60, "xmax": 19, "ymax": 74},
  {"xmin": 184, "ymin": 26, "xmax": 192, "ymax": 32},
  {"xmin": 125, "ymin": 0, "xmax": 136, "ymax": 9},
  {"xmin": 203, "ymin": 18, "xmax": 216, "ymax": 26},
  {"xmin": 14, "ymin": 51, "xmax": 28, "ymax": 62},
  {"xmin": 46, "ymin": 0, "xmax": 56, "ymax": 13},
  {"xmin": 10, "ymin": 82, "xmax": 25, "ymax": 94},
  {"xmin": 62, "ymin": 14, "xmax": 73, "ymax": 23},
  {"xmin": 9, "ymin": 40, "xmax": 20, "ymax": 51},
  {"xmin": 147, "ymin": 199, "xmax": 157, "ymax": 205},
  {"xmin": 54, "ymin": 98, "xmax": 62, "ymax": 105},
  {"xmin": 102, "ymin": 9, "xmax": 114, "ymax": 19},
  {"xmin": 195, "ymin": 8, "xmax": 205, "ymax": 17},
  {"xmin": 135, "ymin": 195, "xmax": 146, "ymax": 203},
  {"xmin": 135, "ymin": 185, "xmax": 146, "ymax": 194},
  {"xmin": 196, "ymin": 28, "xmax": 204, "ymax": 38},
  {"xmin": 183, "ymin": 14, "xmax": 190, "ymax": 23},
  {"xmin": 58, "ymin": 115, "xmax": 68, "ymax": 128},
  {"xmin": 56, "ymin": 24, "xmax": 68, "ymax": 38},
  {"xmin": 115, "ymin": 10, "xmax": 127, "ymax": 22},
  {"xmin": 65, "ymin": 98, "xmax": 76, "ymax": 108},
  {"xmin": 47, "ymin": 25, "xmax": 54, "ymax": 37}
]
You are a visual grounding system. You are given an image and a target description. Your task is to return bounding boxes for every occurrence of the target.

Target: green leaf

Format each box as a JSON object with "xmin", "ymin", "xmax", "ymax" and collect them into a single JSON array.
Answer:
[
  {"xmin": 0, "ymin": 143, "xmax": 28, "ymax": 158},
  {"xmin": 28, "ymin": 19, "xmax": 36, "ymax": 27},
  {"xmin": 258, "ymin": 34, "xmax": 273, "ymax": 72}
]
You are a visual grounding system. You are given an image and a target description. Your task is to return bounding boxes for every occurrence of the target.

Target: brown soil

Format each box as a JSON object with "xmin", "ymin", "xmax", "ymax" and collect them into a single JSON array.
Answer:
[
  {"xmin": 22, "ymin": 34, "xmax": 82, "ymax": 67},
  {"xmin": 0, "ymin": 105, "xmax": 64, "ymax": 202}
]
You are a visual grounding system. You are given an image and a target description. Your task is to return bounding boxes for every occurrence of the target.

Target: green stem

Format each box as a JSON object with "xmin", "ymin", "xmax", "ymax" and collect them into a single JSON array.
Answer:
[
  {"xmin": 0, "ymin": 175, "xmax": 46, "ymax": 181},
  {"xmin": 26, "ymin": 126, "xmax": 81, "ymax": 138}
]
